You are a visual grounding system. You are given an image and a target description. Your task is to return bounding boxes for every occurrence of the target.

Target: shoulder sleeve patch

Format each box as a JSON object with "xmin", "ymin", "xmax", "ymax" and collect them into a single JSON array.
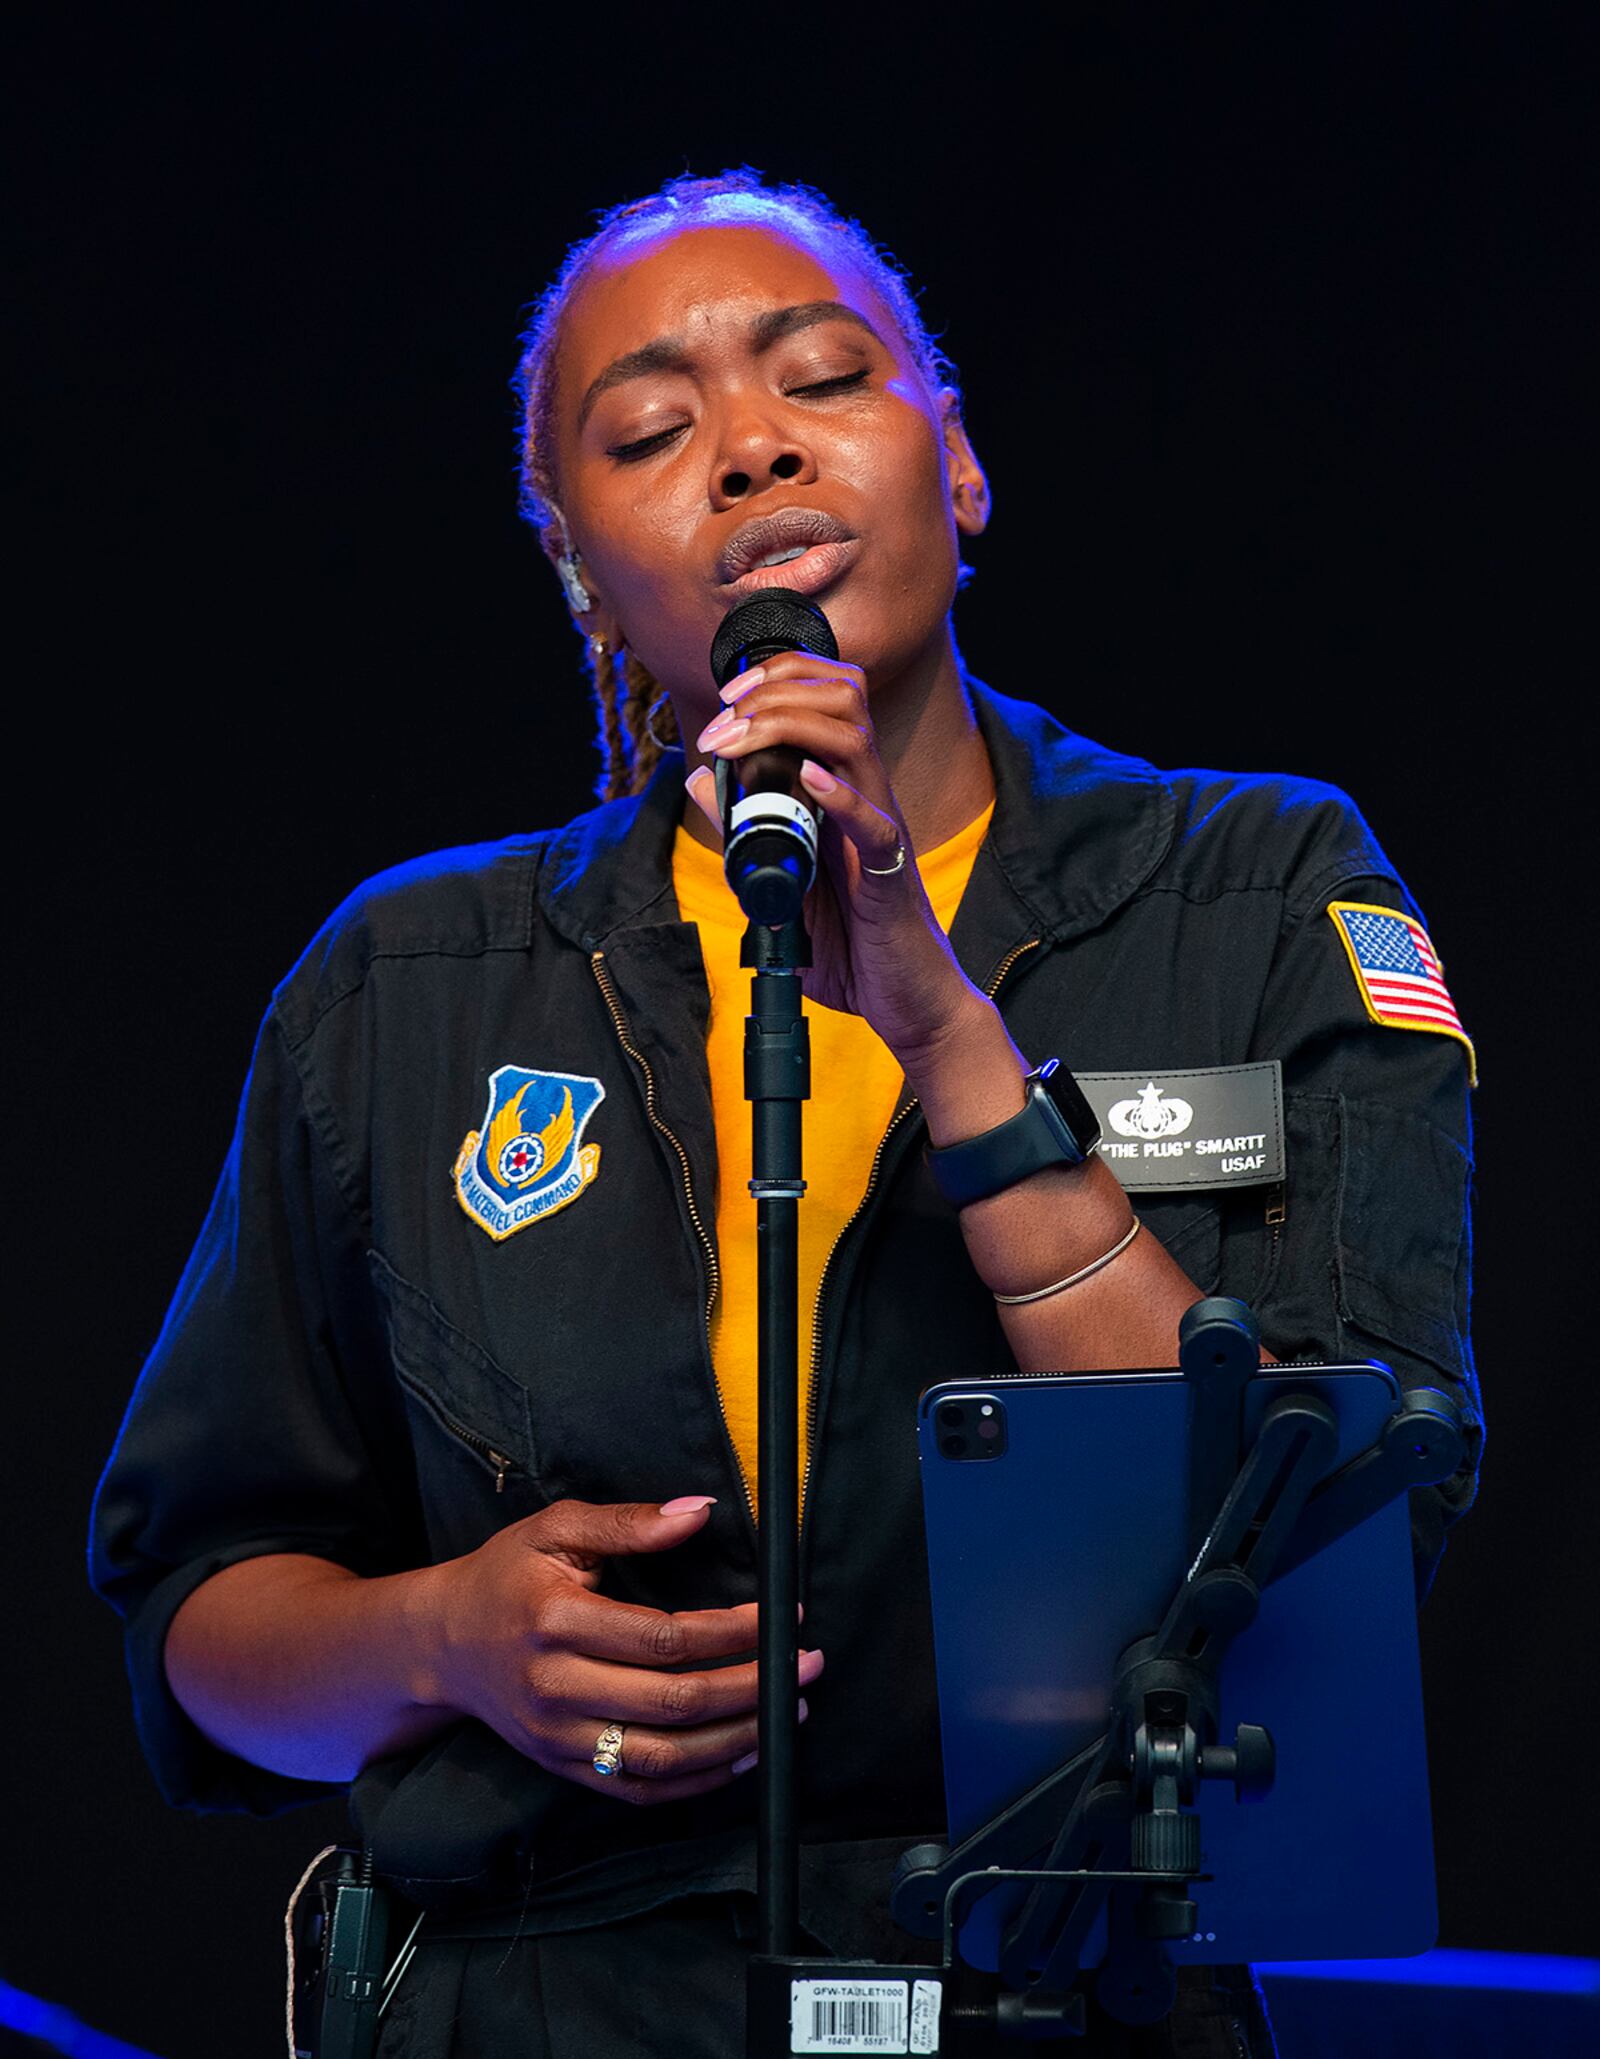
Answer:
[{"xmin": 1327, "ymin": 900, "xmax": 1477, "ymax": 1085}]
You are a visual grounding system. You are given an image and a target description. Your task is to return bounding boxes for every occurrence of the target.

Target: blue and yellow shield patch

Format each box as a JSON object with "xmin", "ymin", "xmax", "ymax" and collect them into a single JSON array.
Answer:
[{"xmin": 453, "ymin": 1065, "xmax": 605, "ymax": 1241}]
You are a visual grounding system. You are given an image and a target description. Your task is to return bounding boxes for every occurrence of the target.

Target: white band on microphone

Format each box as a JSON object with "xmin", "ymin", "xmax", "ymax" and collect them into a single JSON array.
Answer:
[{"xmin": 727, "ymin": 791, "xmax": 819, "ymax": 858}]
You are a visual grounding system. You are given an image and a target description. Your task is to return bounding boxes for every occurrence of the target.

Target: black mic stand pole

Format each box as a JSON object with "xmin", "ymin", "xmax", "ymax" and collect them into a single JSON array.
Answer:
[{"xmin": 743, "ymin": 910, "xmax": 811, "ymax": 1957}]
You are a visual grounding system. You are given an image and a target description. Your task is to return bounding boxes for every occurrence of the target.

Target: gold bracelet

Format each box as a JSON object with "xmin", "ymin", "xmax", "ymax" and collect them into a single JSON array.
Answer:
[{"xmin": 992, "ymin": 1216, "xmax": 1142, "ymax": 1305}]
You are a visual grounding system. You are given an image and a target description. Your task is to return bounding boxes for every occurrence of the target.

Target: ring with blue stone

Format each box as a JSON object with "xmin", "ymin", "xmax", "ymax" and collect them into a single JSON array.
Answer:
[{"xmin": 592, "ymin": 1723, "xmax": 626, "ymax": 1776}]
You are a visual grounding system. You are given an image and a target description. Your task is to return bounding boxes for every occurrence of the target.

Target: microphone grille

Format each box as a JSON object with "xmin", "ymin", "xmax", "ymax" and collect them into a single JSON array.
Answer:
[{"xmin": 709, "ymin": 589, "xmax": 839, "ymax": 689}]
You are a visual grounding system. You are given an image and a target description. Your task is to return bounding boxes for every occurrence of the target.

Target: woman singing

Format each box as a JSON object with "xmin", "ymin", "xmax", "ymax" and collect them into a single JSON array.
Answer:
[{"xmin": 93, "ymin": 170, "xmax": 1479, "ymax": 2056}]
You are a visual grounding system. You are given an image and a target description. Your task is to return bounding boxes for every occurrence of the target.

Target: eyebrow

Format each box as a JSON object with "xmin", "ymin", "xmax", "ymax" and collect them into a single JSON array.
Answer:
[{"xmin": 577, "ymin": 301, "xmax": 886, "ymax": 431}]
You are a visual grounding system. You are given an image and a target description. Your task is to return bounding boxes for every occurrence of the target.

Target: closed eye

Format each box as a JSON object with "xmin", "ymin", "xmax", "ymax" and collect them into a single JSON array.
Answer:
[
  {"xmin": 788, "ymin": 368, "xmax": 871, "ymax": 397},
  {"xmin": 606, "ymin": 424, "xmax": 687, "ymax": 462},
  {"xmin": 606, "ymin": 368, "xmax": 871, "ymax": 461}
]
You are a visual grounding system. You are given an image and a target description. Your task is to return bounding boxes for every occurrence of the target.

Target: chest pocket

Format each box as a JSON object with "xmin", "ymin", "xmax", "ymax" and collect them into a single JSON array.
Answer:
[{"xmin": 368, "ymin": 1251, "xmax": 544, "ymax": 1552}]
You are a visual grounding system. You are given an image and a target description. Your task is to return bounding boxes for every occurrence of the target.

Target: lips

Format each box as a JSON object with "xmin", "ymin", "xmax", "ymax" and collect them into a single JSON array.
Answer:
[{"xmin": 715, "ymin": 506, "xmax": 859, "ymax": 600}]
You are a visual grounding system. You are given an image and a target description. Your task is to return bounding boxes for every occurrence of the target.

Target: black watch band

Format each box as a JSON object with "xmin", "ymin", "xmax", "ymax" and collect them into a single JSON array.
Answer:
[{"xmin": 925, "ymin": 1059, "xmax": 1102, "ymax": 1208}]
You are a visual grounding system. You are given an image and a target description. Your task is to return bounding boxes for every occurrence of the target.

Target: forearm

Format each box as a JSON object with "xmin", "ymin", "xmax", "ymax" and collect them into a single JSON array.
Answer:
[
  {"xmin": 163, "ymin": 1553, "xmax": 459, "ymax": 1783},
  {"xmin": 903, "ymin": 997, "xmax": 1221, "ymax": 1371}
]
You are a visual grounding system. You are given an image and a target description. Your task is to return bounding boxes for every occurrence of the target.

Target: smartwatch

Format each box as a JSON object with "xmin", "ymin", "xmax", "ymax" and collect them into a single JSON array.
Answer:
[{"xmin": 925, "ymin": 1058, "xmax": 1102, "ymax": 1208}]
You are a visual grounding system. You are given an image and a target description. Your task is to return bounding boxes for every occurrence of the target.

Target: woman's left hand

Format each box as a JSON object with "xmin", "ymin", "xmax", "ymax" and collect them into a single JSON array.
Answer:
[{"xmin": 684, "ymin": 651, "xmax": 987, "ymax": 1073}]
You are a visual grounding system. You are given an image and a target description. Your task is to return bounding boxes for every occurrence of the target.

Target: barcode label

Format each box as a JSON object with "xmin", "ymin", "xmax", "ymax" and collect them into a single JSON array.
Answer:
[{"xmin": 791, "ymin": 1978, "xmax": 910, "ymax": 2053}]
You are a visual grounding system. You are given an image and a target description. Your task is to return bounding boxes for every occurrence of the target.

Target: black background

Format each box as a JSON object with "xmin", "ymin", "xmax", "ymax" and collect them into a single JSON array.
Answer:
[{"xmin": 10, "ymin": 5, "xmax": 1593, "ymax": 2054}]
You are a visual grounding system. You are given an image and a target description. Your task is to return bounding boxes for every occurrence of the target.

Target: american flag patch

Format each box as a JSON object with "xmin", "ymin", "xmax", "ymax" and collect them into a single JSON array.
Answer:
[{"xmin": 1328, "ymin": 901, "xmax": 1476, "ymax": 1084}]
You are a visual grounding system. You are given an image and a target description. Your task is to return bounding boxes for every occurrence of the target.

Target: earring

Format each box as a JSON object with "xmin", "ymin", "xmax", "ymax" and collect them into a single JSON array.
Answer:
[
  {"xmin": 559, "ymin": 552, "xmax": 593, "ymax": 615},
  {"xmin": 645, "ymin": 692, "xmax": 680, "ymax": 752},
  {"xmin": 587, "ymin": 634, "xmax": 608, "ymax": 666}
]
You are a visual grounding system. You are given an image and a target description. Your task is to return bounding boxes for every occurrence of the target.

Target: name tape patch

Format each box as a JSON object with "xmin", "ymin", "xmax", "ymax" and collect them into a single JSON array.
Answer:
[{"xmin": 1077, "ymin": 1062, "xmax": 1284, "ymax": 1192}]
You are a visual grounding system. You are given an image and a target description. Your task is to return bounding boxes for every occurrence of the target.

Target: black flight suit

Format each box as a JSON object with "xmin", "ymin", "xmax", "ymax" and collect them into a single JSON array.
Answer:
[{"xmin": 92, "ymin": 681, "xmax": 1481, "ymax": 2056}]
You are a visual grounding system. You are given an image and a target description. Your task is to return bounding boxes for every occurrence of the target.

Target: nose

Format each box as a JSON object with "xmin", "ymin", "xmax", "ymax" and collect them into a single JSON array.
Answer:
[{"xmin": 709, "ymin": 411, "xmax": 818, "ymax": 509}]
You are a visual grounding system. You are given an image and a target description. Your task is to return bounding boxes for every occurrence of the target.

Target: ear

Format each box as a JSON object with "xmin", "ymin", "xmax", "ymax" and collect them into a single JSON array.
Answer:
[{"xmin": 940, "ymin": 390, "xmax": 990, "ymax": 539}]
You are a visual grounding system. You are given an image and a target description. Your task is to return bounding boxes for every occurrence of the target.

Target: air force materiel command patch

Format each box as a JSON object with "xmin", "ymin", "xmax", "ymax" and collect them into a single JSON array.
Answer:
[
  {"xmin": 454, "ymin": 1066, "xmax": 605, "ymax": 1241},
  {"xmin": 1327, "ymin": 901, "xmax": 1477, "ymax": 1085}
]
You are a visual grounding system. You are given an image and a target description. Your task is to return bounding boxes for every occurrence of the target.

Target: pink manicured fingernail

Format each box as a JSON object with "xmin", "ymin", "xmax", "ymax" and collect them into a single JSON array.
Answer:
[
  {"xmin": 697, "ymin": 713, "xmax": 748, "ymax": 749},
  {"xmin": 719, "ymin": 666, "xmax": 765, "ymax": 704},
  {"xmin": 799, "ymin": 759, "xmax": 836, "ymax": 793},
  {"xmin": 659, "ymin": 1495, "xmax": 717, "ymax": 1516},
  {"xmin": 799, "ymin": 1648, "xmax": 825, "ymax": 1679},
  {"xmin": 799, "ymin": 1698, "xmax": 810, "ymax": 1722}
]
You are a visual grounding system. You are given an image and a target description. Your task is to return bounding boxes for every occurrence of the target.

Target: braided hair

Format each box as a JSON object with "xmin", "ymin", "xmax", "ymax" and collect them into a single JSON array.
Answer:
[{"xmin": 513, "ymin": 169, "xmax": 960, "ymax": 802}]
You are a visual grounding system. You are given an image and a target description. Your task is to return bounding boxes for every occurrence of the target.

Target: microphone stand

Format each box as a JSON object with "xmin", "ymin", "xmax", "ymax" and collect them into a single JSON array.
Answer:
[{"xmin": 743, "ymin": 910, "xmax": 811, "ymax": 1957}]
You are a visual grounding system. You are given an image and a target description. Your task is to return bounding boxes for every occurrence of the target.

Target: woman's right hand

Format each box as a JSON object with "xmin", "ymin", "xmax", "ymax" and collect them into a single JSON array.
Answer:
[{"xmin": 423, "ymin": 1495, "xmax": 823, "ymax": 1806}]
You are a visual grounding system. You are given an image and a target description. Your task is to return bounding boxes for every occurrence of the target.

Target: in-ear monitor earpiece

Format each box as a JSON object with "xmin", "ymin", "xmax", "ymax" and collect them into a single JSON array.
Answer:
[{"xmin": 559, "ymin": 551, "xmax": 593, "ymax": 615}]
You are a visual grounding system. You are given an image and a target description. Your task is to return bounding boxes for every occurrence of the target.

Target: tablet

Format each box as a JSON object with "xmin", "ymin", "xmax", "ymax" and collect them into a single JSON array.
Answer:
[{"xmin": 917, "ymin": 1365, "xmax": 1436, "ymax": 1969}]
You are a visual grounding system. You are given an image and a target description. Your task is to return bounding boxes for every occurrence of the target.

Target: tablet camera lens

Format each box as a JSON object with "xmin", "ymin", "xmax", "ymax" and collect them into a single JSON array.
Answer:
[{"xmin": 935, "ymin": 1395, "xmax": 1006, "ymax": 1460}]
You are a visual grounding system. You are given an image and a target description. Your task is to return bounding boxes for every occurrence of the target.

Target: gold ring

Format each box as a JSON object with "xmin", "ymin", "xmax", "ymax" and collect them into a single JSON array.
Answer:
[{"xmin": 592, "ymin": 1723, "xmax": 626, "ymax": 1777}]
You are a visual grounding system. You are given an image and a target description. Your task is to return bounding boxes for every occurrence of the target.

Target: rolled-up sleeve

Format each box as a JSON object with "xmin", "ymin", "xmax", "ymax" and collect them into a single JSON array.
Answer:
[{"xmin": 89, "ymin": 1005, "xmax": 421, "ymax": 1812}]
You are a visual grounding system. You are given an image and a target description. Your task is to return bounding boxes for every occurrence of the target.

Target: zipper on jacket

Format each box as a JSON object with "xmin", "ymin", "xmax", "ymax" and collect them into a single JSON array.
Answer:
[
  {"xmin": 1263, "ymin": 1180, "xmax": 1287, "ymax": 1274},
  {"xmin": 799, "ymin": 937, "xmax": 1044, "ymax": 1527},
  {"xmin": 395, "ymin": 1368, "xmax": 516, "ymax": 1493},
  {"xmin": 590, "ymin": 951, "xmax": 756, "ymax": 1526},
  {"xmin": 1256, "ymin": 1179, "xmax": 1287, "ymax": 1298}
]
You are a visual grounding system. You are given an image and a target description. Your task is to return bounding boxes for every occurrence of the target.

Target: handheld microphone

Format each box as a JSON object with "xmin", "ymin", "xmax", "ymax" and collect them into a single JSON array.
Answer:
[{"xmin": 708, "ymin": 590, "xmax": 839, "ymax": 925}]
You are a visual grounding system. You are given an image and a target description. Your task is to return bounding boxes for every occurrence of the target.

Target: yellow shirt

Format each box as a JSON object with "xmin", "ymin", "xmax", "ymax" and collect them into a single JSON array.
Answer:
[{"xmin": 671, "ymin": 801, "xmax": 995, "ymax": 1516}]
